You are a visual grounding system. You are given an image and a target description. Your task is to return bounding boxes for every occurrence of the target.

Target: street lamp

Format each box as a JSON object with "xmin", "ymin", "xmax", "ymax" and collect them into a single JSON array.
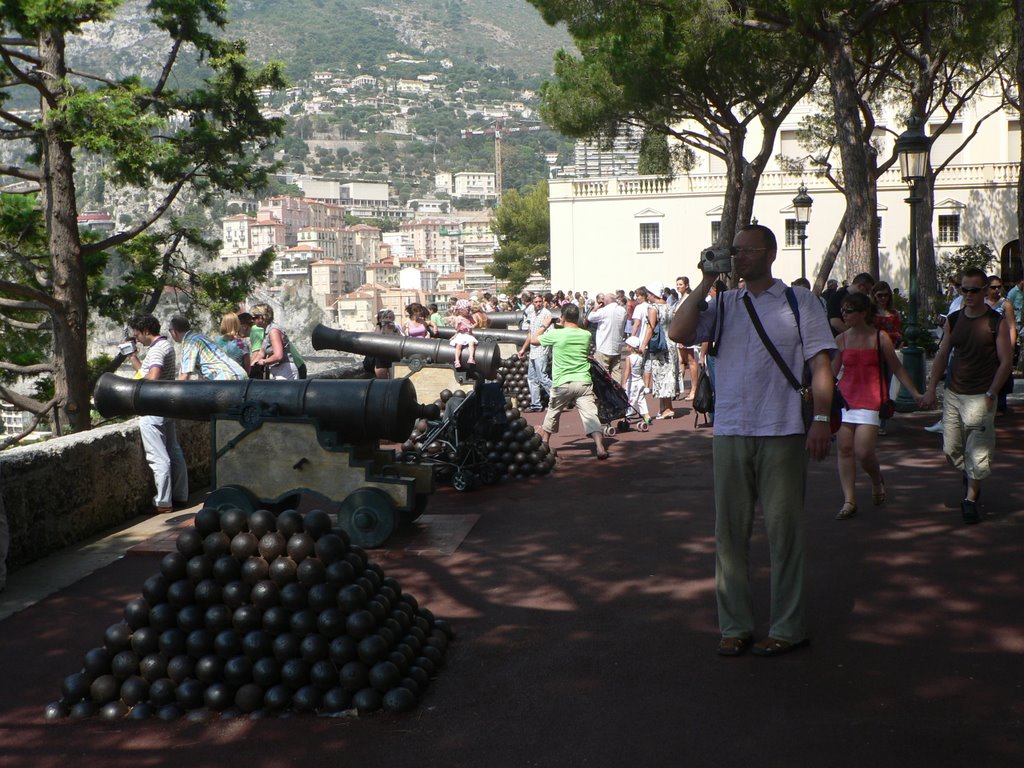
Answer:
[
  {"xmin": 893, "ymin": 116, "xmax": 930, "ymax": 411},
  {"xmin": 792, "ymin": 184, "xmax": 813, "ymax": 280}
]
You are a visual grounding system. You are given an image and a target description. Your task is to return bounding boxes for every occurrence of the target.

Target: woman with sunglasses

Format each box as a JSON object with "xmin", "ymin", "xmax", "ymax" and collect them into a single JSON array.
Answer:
[
  {"xmin": 986, "ymin": 275, "xmax": 1017, "ymax": 413},
  {"xmin": 870, "ymin": 281, "xmax": 901, "ymax": 433},
  {"xmin": 831, "ymin": 292, "xmax": 923, "ymax": 520}
]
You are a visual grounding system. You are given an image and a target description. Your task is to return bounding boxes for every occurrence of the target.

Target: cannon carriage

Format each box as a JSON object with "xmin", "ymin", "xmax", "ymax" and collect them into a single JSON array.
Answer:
[{"xmin": 94, "ymin": 374, "xmax": 438, "ymax": 548}]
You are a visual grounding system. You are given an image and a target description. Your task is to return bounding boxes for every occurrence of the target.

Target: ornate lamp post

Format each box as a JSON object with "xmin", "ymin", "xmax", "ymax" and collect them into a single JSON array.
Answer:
[
  {"xmin": 894, "ymin": 116, "xmax": 930, "ymax": 411},
  {"xmin": 792, "ymin": 184, "xmax": 813, "ymax": 280}
]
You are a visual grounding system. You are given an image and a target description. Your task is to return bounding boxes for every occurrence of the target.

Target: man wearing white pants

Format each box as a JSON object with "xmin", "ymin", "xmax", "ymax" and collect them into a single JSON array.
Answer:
[{"xmin": 126, "ymin": 314, "xmax": 189, "ymax": 513}]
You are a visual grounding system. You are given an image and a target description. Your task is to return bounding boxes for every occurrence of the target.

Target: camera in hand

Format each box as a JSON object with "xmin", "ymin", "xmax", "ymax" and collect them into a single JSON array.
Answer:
[{"xmin": 700, "ymin": 245, "xmax": 736, "ymax": 274}]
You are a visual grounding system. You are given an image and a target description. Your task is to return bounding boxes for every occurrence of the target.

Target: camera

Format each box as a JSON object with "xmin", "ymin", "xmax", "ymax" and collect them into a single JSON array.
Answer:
[
  {"xmin": 118, "ymin": 328, "xmax": 136, "ymax": 357},
  {"xmin": 700, "ymin": 245, "xmax": 736, "ymax": 274}
]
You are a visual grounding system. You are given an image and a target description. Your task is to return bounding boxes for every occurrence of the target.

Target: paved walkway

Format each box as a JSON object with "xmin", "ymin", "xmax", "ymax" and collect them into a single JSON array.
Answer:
[{"xmin": 1, "ymin": 398, "xmax": 1022, "ymax": 768}]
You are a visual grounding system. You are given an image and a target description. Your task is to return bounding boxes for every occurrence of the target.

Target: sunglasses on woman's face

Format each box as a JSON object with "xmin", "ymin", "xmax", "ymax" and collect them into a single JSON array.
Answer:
[{"xmin": 989, "ymin": 284, "xmax": 1003, "ymax": 291}]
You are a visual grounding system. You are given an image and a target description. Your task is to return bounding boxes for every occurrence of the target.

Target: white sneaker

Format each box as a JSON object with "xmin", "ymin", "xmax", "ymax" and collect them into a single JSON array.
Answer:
[{"xmin": 924, "ymin": 420, "xmax": 943, "ymax": 433}]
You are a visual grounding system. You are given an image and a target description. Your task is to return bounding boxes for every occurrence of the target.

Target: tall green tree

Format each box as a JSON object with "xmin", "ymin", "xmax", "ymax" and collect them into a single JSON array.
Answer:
[
  {"xmin": 531, "ymin": 0, "xmax": 819, "ymax": 246},
  {"xmin": 488, "ymin": 183, "xmax": 550, "ymax": 292},
  {"xmin": 0, "ymin": 1, "xmax": 285, "ymax": 437}
]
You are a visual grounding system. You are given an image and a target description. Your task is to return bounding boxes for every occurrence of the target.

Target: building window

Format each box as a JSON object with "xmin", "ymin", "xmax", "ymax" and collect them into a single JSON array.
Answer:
[
  {"xmin": 639, "ymin": 222, "xmax": 660, "ymax": 251},
  {"xmin": 938, "ymin": 214, "xmax": 960, "ymax": 244},
  {"xmin": 785, "ymin": 219, "xmax": 800, "ymax": 247},
  {"xmin": 710, "ymin": 220, "xmax": 721, "ymax": 243}
]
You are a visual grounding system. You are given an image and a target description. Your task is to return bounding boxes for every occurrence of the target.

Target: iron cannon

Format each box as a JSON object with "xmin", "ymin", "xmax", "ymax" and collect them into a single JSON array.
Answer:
[
  {"xmin": 311, "ymin": 323, "xmax": 502, "ymax": 379},
  {"xmin": 434, "ymin": 325, "xmax": 530, "ymax": 345}
]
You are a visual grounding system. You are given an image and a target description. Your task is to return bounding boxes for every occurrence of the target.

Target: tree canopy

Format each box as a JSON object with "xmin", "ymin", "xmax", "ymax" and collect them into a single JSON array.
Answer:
[
  {"xmin": 488, "ymin": 183, "xmax": 550, "ymax": 292},
  {"xmin": 0, "ymin": 0, "xmax": 286, "ymax": 441}
]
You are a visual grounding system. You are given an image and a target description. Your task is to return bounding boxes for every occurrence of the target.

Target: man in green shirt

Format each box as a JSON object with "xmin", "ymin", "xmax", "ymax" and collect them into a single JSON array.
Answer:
[{"xmin": 531, "ymin": 303, "xmax": 609, "ymax": 460}]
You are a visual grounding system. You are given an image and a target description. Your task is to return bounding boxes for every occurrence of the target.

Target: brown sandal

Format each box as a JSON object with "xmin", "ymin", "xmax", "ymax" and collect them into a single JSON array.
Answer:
[
  {"xmin": 717, "ymin": 636, "xmax": 752, "ymax": 657},
  {"xmin": 836, "ymin": 502, "xmax": 858, "ymax": 520},
  {"xmin": 752, "ymin": 637, "xmax": 810, "ymax": 657}
]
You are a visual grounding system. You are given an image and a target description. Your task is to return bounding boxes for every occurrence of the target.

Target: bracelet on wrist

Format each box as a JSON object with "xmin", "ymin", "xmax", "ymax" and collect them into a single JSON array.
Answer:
[{"xmin": 812, "ymin": 414, "xmax": 830, "ymax": 423}]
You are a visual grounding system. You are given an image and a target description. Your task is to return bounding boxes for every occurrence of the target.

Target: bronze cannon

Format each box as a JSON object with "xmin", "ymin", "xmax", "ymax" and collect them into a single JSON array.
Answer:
[
  {"xmin": 94, "ymin": 373, "xmax": 438, "ymax": 548},
  {"xmin": 311, "ymin": 323, "xmax": 502, "ymax": 379}
]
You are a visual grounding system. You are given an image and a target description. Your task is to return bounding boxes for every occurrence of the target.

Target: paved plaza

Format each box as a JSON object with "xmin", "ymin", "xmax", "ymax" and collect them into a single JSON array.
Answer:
[{"xmin": 1, "ymin": 401, "xmax": 1022, "ymax": 768}]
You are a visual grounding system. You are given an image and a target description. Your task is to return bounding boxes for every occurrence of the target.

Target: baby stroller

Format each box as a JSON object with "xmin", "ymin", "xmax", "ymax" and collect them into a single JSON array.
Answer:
[
  {"xmin": 405, "ymin": 381, "xmax": 508, "ymax": 491},
  {"xmin": 588, "ymin": 358, "xmax": 647, "ymax": 436}
]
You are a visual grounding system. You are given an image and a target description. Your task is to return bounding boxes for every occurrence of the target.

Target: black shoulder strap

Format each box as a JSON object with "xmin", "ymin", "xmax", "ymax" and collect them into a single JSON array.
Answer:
[
  {"xmin": 708, "ymin": 295, "xmax": 724, "ymax": 357},
  {"xmin": 742, "ymin": 294, "xmax": 804, "ymax": 393}
]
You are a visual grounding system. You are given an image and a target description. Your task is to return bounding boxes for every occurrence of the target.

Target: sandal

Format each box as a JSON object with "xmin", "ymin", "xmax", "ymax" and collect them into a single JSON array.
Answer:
[
  {"xmin": 751, "ymin": 637, "xmax": 810, "ymax": 657},
  {"xmin": 717, "ymin": 636, "xmax": 752, "ymax": 657},
  {"xmin": 872, "ymin": 477, "xmax": 886, "ymax": 506},
  {"xmin": 836, "ymin": 502, "xmax": 858, "ymax": 520}
]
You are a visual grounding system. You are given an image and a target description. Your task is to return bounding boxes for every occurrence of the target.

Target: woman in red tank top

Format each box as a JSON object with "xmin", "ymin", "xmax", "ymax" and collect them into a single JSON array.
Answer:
[{"xmin": 831, "ymin": 292, "xmax": 923, "ymax": 520}]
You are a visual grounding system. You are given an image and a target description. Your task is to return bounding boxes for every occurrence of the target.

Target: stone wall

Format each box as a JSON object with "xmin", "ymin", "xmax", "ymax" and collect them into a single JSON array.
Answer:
[{"xmin": 0, "ymin": 419, "xmax": 210, "ymax": 572}]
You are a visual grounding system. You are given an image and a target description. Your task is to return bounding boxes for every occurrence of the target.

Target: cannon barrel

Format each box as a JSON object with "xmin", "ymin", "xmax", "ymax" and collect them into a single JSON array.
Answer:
[
  {"xmin": 94, "ymin": 373, "xmax": 430, "ymax": 443},
  {"xmin": 311, "ymin": 324, "xmax": 501, "ymax": 379},
  {"xmin": 485, "ymin": 308, "xmax": 561, "ymax": 328},
  {"xmin": 434, "ymin": 325, "xmax": 530, "ymax": 345}
]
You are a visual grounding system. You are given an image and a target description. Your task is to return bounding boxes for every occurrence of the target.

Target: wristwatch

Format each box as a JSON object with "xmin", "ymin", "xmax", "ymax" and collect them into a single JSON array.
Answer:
[
  {"xmin": 985, "ymin": 390, "xmax": 995, "ymax": 399},
  {"xmin": 812, "ymin": 414, "xmax": 830, "ymax": 423}
]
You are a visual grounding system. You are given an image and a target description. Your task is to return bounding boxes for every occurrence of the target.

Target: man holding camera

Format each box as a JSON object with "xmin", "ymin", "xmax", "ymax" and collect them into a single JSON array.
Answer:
[
  {"xmin": 125, "ymin": 314, "xmax": 189, "ymax": 514},
  {"xmin": 670, "ymin": 224, "xmax": 836, "ymax": 658},
  {"xmin": 585, "ymin": 291, "xmax": 627, "ymax": 379}
]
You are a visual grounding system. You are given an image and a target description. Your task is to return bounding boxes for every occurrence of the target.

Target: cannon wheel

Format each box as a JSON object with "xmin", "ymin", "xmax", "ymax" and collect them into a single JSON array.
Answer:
[
  {"xmin": 205, "ymin": 485, "xmax": 259, "ymax": 515},
  {"xmin": 338, "ymin": 488, "xmax": 398, "ymax": 548},
  {"xmin": 452, "ymin": 470, "xmax": 476, "ymax": 492},
  {"xmin": 603, "ymin": 425, "xmax": 616, "ymax": 437}
]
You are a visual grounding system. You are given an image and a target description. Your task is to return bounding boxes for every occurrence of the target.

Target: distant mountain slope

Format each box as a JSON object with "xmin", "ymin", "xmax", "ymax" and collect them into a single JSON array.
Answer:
[{"xmin": 229, "ymin": 0, "xmax": 573, "ymax": 80}]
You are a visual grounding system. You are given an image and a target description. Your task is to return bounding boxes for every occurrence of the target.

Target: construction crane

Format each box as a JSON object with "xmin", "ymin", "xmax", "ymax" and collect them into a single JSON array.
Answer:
[{"xmin": 460, "ymin": 118, "xmax": 541, "ymax": 202}]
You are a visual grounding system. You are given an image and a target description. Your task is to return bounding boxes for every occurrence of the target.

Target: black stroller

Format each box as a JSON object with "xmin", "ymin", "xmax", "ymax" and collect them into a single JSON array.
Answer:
[
  {"xmin": 404, "ymin": 381, "xmax": 508, "ymax": 491},
  {"xmin": 588, "ymin": 357, "xmax": 646, "ymax": 436}
]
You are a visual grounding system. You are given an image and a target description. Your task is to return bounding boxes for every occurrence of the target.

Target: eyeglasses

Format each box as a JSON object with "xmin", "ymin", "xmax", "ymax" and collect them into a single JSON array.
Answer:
[
  {"xmin": 252, "ymin": 314, "xmax": 265, "ymax": 319},
  {"xmin": 873, "ymin": 293, "xmax": 891, "ymax": 299},
  {"xmin": 961, "ymin": 286, "xmax": 983, "ymax": 294},
  {"xmin": 989, "ymin": 284, "xmax": 1003, "ymax": 290},
  {"xmin": 840, "ymin": 307, "xmax": 862, "ymax": 315}
]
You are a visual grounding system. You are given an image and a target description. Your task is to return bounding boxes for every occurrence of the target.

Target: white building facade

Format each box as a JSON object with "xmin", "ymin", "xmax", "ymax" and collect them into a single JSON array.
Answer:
[{"xmin": 550, "ymin": 93, "xmax": 1022, "ymax": 294}]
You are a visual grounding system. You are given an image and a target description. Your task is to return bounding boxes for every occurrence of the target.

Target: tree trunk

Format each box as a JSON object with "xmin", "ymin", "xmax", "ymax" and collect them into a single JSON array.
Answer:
[
  {"xmin": 717, "ymin": 129, "xmax": 746, "ymax": 245},
  {"xmin": 1017, "ymin": 0, "xmax": 1024, "ymax": 265},
  {"xmin": 824, "ymin": 36, "xmax": 877, "ymax": 279},
  {"xmin": 917, "ymin": 172, "xmax": 938, "ymax": 319},
  {"xmin": 40, "ymin": 28, "xmax": 90, "ymax": 434},
  {"xmin": 813, "ymin": 217, "xmax": 849, "ymax": 292}
]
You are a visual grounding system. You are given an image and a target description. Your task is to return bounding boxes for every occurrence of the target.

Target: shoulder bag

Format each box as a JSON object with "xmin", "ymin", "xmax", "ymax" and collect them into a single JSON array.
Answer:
[{"xmin": 876, "ymin": 331, "xmax": 896, "ymax": 419}]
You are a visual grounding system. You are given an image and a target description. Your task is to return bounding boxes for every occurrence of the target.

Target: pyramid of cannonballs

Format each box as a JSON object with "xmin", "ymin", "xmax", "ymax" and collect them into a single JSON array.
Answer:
[{"xmin": 45, "ymin": 505, "xmax": 452, "ymax": 721}]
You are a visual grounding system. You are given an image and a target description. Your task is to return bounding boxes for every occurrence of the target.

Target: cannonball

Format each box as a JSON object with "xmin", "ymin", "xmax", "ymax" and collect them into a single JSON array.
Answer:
[
  {"xmin": 339, "ymin": 660, "xmax": 368, "ymax": 692},
  {"xmin": 309, "ymin": 659, "xmax": 338, "ymax": 691},
  {"xmin": 355, "ymin": 575, "xmax": 375, "ymax": 597},
  {"xmin": 111, "ymin": 650, "xmax": 140, "ymax": 681},
  {"xmin": 119, "ymin": 675, "xmax": 149, "ymax": 707},
  {"xmin": 176, "ymin": 528, "xmax": 204, "ymax": 559},
  {"xmin": 100, "ymin": 700, "xmax": 129, "ymax": 720},
  {"xmin": 406, "ymin": 664, "xmax": 429, "ymax": 691},
  {"xmin": 269, "ymin": 556, "xmax": 298, "ymax": 586},
  {"xmin": 214, "ymin": 629, "xmax": 242, "ymax": 659},
  {"xmin": 157, "ymin": 703, "xmax": 183, "ymax": 721},
  {"xmin": 166, "ymin": 654, "xmax": 194, "ymax": 685},
  {"xmin": 69, "ymin": 700, "xmax": 97, "ymax": 719},
  {"xmin": 382, "ymin": 685, "xmax": 416, "ymax": 713},
  {"xmin": 352, "ymin": 687, "xmax": 382, "ymax": 714},
  {"xmin": 123, "ymin": 597, "xmax": 151, "ymax": 631},
  {"xmin": 247, "ymin": 509, "xmax": 276, "ymax": 537},
  {"xmin": 219, "ymin": 507, "xmax": 249, "ymax": 537},
  {"xmin": 61, "ymin": 671, "xmax": 92, "ymax": 703},
  {"xmin": 204, "ymin": 604, "xmax": 232, "ymax": 633},
  {"xmin": 388, "ymin": 650, "xmax": 410, "ymax": 673},
  {"xmin": 317, "ymin": 607, "xmax": 347, "ymax": 639},
  {"xmin": 142, "ymin": 573, "xmax": 169, "ymax": 610},
  {"xmin": 280, "ymin": 658, "xmax": 311, "ymax": 690},
  {"xmin": 193, "ymin": 578, "xmax": 223, "ymax": 608},
  {"xmin": 272, "ymin": 632, "xmax": 301, "ymax": 662},
  {"xmin": 296, "ymin": 557, "xmax": 326, "ymax": 587},
  {"xmin": 247, "ymin": 580, "xmax": 278, "ymax": 610},
  {"xmin": 292, "ymin": 684, "xmax": 321, "ymax": 713},
  {"xmin": 176, "ymin": 604, "xmax": 203, "ymax": 633},
  {"xmin": 277, "ymin": 510, "xmax": 304, "ymax": 538},
  {"xmin": 138, "ymin": 653, "xmax": 168, "ymax": 683},
  {"xmin": 240, "ymin": 555, "xmax": 269, "ymax": 585},
  {"xmin": 321, "ymin": 686, "xmax": 352, "ymax": 714},
  {"xmin": 337, "ymin": 583, "xmax": 367, "ymax": 612},
  {"xmin": 263, "ymin": 684, "xmax": 291, "ymax": 712},
  {"xmin": 307, "ymin": 583, "xmax": 336, "ymax": 613},
  {"xmin": 252, "ymin": 657, "xmax": 281, "ymax": 688},
  {"xmin": 329, "ymin": 635, "xmax": 357, "ymax": 666},
  {"xmin": 176, "ymin": 679, "xmax": 204, "ymax": 710},
  {"xmin": 184, "ymin": 554, "xmax": 213, "ymax": 582},
  {"xmin": 202, "ymin": 531, "xmax": 231, "ymax": 559},
  {"xmin": 130, "ymin": 627, "xmax": 159, "ymax": 657},
  {"xmin": 194, "ymin": 506, "xmax": 221, "ymax": 537},
  {"xmin": 195, "ymin": 654, "xmax": 224, "ymax": 684},
  {"xmin": 235, "ymin": 683, "xmax": 264, "ymax": 713},
  {"xmin": 223, "ymin": 655, "xmax": 254, "ymax": 687},
  {"xmin": 420, "ymin": 644, "xmax": 443, "ymax": 668},
  {"xmin": 279, "ymin": 581, "xmax": 308, "ymax": 611},
  {"xmin": 332, "ymin": 527, "xmax": 352, "ymax": 548},
  {"xmin": 399, "ymin": 676, "xmax": 421, "ymax": 696},
  {"xmin": 166, "ymin": 579, "xmax": 195, "ymax": 610},
  {"xmin": 103, "ymin": 622, "xmax": 133, "ymax": 654},
  {"xmin": 204, "ymin": 682, "xmax": 233, "ymax": 711},
  {"xmin": 303, "ymin": 509, "xmax": 333, "ymax": 539},
  {"xmin": 325, "ymin": 559, "xmax": 355, "ymax": 587},
  {"xmin": 346, "ymin": 610, "xmax": 375, "ymax": 640},
  {"xmin": 185, "ymin": 628, "xmax": 215, "ymax": 658},
  {"xmin": 242, "ymin": 630, "xmax": 273, "ymax": 661},
  {"xmin": 222, "ymin": 580, "xmax": 251, "ymax": 609},
  {"xmin": 127, "ymin": 701, "xmax": 154, "ymax": 720},
  {"xmin": 232, "ymin": 605, "xmax": 262, "ymax": 634},
  {"xmin": 261, "ymin": 605, "xmax": 291, "ymax": 636},
  {"xmin": 258, "ymin": 532, "xmax": 286, "ymax": 562},
  {"xmin": 230, "ymin": 532, "xmax": 259, "ymax": 561},
  {"xmin": 290, "ymin": 608, "xmax": 318, "ymax": 638},
  {"xmin": 369, "ymin": 660, "xmax": 401, "ymax": 693},
  {"xmin": 83, "ymin": 646, "xmax": 113, "ymax": 677}
]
